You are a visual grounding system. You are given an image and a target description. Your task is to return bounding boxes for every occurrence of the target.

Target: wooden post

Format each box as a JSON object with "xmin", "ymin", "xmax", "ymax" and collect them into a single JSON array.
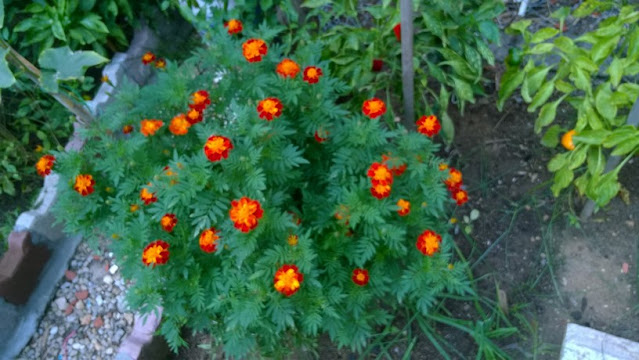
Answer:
[
  {"xmin": 580, "ymin": 96, "xmax": 639, "ymax": 219},
  {"xmin": 400, "ymin": 0, "xmax": 415, "ymax": 129}
]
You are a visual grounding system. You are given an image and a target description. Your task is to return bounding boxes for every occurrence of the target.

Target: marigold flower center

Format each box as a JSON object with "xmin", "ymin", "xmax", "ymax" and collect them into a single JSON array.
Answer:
[
  {"xmin": 356, "ymin": 273, "xmax": 366, "ymax": 282},
  {"xmin": 421, "ymin": 233, "xmax": 440, "ymax": 253},
  {"xmin": 233, "ymin": 202, "xmax": 257, "ymax": 225},
  {"xmin": 367, "ymin": 100, "xmax": 384, "ymax": 114},
  {"xmin": 275, "ymin": 269, "xmax": 301, "ymax": 291},
  {"xmin": 188, "ymin": 109, "xmax": 200, "ymax": 120},
  {"xmin": 201, "ymin": 230, "xmax": 219, "ymax": 246},
  {"xmin": 373, "ymin": 167, "xmax": 392, "ymax": 182},
  {"xmin": 143, "ymin": 244, "xmax": 165, "ymax": 264},
  {"xmin": 75, "ymin": 176, "xmax": 92, "ymax": 193},
  {"xmin": 420, "ymin": 116, "xmax": 437, "ymax": 131},
  {"xmin": 228, "ymin": 20, "xmax": 241, "ymax": 32},
  {"xmin": 373, "ymin": 183, "xmax": 390, "ymax": 193},
  {"xmin": 449, "ymin": 171, "xmax": 462, "ymax": 184},
  {"xmin": 161, "ymin": 216, "xmax": 173, "ymax": 228},
  {"xmin": 307, "ymin": 68, "xmax": 318, "ymax": 78},
  {"xmin": 192, "ymin": 92, "xmax": 207, "ymax": 105},
  {"xmin": 244, "ymin": 41, "xmax": 264, "ymax": 59},
  {"xmin": 261, "ymin": 99, "xmax": 279, "ymax": 115},
  {"xmin": 206, "ymin": 137, "xmax": 226, "ymax": 154}
]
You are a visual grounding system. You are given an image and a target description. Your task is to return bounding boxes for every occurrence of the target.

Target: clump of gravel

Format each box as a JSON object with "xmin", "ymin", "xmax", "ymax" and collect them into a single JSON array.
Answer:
[{"xmin": 18, "ymin": 241, "xmax": 133, "ymax": 360}]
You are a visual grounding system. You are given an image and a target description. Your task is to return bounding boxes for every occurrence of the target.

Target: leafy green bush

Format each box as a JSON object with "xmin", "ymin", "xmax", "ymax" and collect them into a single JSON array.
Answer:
[
  {"xmin": 51, "ymin": 23, "xmax": 473, "ymax": 357},
  {"xmin": 498, "ymin": 0, "xmax": 639, "ymax": 207}
]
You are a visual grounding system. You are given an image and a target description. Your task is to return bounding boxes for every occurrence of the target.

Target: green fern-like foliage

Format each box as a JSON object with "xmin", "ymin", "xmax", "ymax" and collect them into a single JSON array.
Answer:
[{"xmin": 51, "ymin": 23, "xmax": 471, "ymax": 357}]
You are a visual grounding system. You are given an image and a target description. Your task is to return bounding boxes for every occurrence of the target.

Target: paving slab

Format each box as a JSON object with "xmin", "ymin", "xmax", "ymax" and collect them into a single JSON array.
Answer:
[{"xmin": 561, "ymin": 323, "xmax": 639, "ymax": 360}]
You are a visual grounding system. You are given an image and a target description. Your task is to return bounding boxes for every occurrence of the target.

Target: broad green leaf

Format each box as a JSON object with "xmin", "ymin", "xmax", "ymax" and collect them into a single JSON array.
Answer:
[
  {"xmin": 541, "ymin": 124, "xmax": 562, "ymax": 148},
  {"xmin": 507, "ymin": 20, "xmax": 532, "ymax": 35},
  {"xmin": 573, "ymin": 56, "xmax": 598, "ymax": 72},
  {"xmin": 452, "ymin": 77, "xmax": 474, "ymax": 103},
  {"xmin": 628, "ymin": 27, "xmax": 639, "ymax": 60},
  {"xmin": 440, "ymin": 111, "xmax": 454, "ymax": 144},
  {"xmin": 623, "ymin": 62, "xmax": 639, "ymax": 76},
  {"xmin": 594, "ymin": 24, "xmax": 623, "ymax": 38},
  {"xmin": 439, "ymin": 85, "xmax": 450, "ymax": 111},
  {"xmin": 573, "ymin": 130, "xmax": 611, "ymax": 145},
  {"xmin": 521, "ymin": 76, "xmax": 532, "ymax": 102},
  {"xmin": 551, "ymin": 6, "xmax": 570, "ymax": 20},
  {"xmin": 475, "ymin": 39, "xmax": 494, "ymax": 65},
  {"xmin": 590, "ymin": 172, "xmax": 620, "ymax": 207},
  {"xmin": 607, "ymin": 57, "xmax": 623, "ymax": 87},
  {"xmin": 594, "ymin": 84, "xmax": 617, "ymax": 121},
  {"xmin": 621, "ymin": 10, "xmax": 639, "ymax": 24},
  {"xmin": 38, "ymin": 46, "xmax": 108, "ymax": 81},
  {"xmin": 591, "ymin": 36, "xmax": 620, "ymax": 63},
  {"xmin": 551, "ymin": 167, "xmax": 573, "ymax": 196},
  {"xmin": 422, "ymin": 11, "xmax": 443, "ymax": 37},
  {"xmin": 463, "ymin": 44, "xmax": 482, "ymax": 74},
  {"xmin": 527, "ymin": 81, "xmax": 554, "ymax": 112},
  {"xmin": 497, "ymin": 69, "xmax": 525, "ymax": 111},
  {"xmin": 527, "ymin": 43, "xmax": 554, "ymax": 55},
  {"xmin": 568, "ymin": 145, "xmax": 587, "ymax": 170},
  {"xmin": 570, "ymin": 66, "xmax": 591, "ymax": 92},
  {"xmin": 526, "ymin": 65, "xmax": 552, "ymax": 98},
  {"xmin": 573, "ymin": 0, "xmax": 599, "ymax": 18},
  {"xmin": 301, "ymin": 0, "xmax": 330, "ymax": 8},
  {"xmin": 51, "ymin": 19, "xmax": 66, "ymax": 41},
  {"xmin": 531, "ymin": 28, "xmax": 559, "ymax": 43},
  {"xmin": 479, "ymin": 21, "xmax": 500, "ymax": 43},
  {"xmin": 0, "ymin": 47, "xmax": 14, "ymax": 88},
  {"xmin": 548, "ymin": 153, "xmax": 567, "ymax": 171},
  {"xmin": 534, "ymin": 95, "xmax": 565, "ymax": 133},
  {"xmin": 611, "ymin": 136, "xmax": 639, "ymax": 156},
  {"xmin": 555, "ymin": 80, "xmax": 575, "ymax": 93},
  {"xmin": 587, "ymin": 146, "xmax": 604, "ymax": 175},
  {"xmin": 574, "ymin": 173, "xmax": 589, "ymax": 195},
  {"xmin": 617, "ymin": 83, "xmax": 639, "ymax": 102},
  {"xmin": 39, "ymin": 70, "xmax": 58, "ymax": 92}
]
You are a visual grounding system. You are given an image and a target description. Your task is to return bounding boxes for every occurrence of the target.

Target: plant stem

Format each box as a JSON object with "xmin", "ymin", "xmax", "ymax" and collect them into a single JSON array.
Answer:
[{"xmin": 0, "ymin": 38, "xmax": 94, "ymax": 125}]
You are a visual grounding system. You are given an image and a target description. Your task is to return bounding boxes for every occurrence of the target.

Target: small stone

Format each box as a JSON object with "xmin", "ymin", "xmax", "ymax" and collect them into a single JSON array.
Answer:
[
  {"xmin": 72, "ymin": 343, "xmax": 83, "ymax": 350},
  {"xmin": 81, "ymin": 314, "xmax": 92, "ymax": 325},
  {"xmin": 93, "ymin": 316, "xmax": 104, "ymax": 329},
  {"xmin": 106, "ymin": 348, "xmax": 113, "ymax": 355},
  {"xmin": 626, "ymin": 220, "xmax": 635, "ymax": 228},
  {"xmin": 64, "ymin": 304, "xmax": 74, "ymax": 316},
  {"xmin": 108, "ymin": 264, "xmax": 119, "ymax": 274},
  {"xmin": 76, "ymin": 300, "xmax": 84, "ymax": 310},
  {"xmin": 114, "ymin": 329, "xmax": 125, "ymax": 342},
  {"xmin": 65, "ymin": 270, "xmax": 77, "ymax": 281},
  {"xmin": 103, "ymin": 275, "xmax": 113, "ymax": 285},
  {"xmin": 123, "ymin": 313, "xmax": 134, "ymax": 325},
  {"xmin": 75, "ymin": 290, "xmax": 89, "ymax": 300},
  {"xmin": 49, "ymin": 326, "xmax": 58, "ymax": 336},
  {"xmin": 92, "ymin": 255, "xmax": 101, "ymax": 260},
  {"xmin": 96, "ymin": 295, "xmax": 104, "ymax": 306},
  {"xmin": 54, "ymin": 297, "xmax": 68, "ymax": 311}
]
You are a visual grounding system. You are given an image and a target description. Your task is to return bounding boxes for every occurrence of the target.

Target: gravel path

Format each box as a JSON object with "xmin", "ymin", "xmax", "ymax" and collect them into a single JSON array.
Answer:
[{"xmin": 18, "ymin": 241, "xmax": 132, "ymax": 360}]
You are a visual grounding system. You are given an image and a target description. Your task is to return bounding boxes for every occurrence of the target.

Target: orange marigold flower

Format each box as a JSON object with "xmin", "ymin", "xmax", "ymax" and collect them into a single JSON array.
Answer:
[
  {"xmin": 190, "ymin": 90, "xmax": 211, "ymax": 111},
  {"xmin": 142, "ymin": 52, "xmax": 156, "ymax": 65},
  {"xmin": 367, "ymin": 162, "xmax": 393, "ymax": 186},
  {"xmin": 229, "ymin": 197, "xmax": 264, "ymax": 232},
  {"xmin": 287, "ymin": 234, "xmax": 299, "ymax": 246},
  {"xmin": 204, "ymin": 135, "xmax": 233, "ymax": 162},
  {"xmin": 314, "ymin": 129, "xmax": 328, "ymax": 143},
  {"xmin": 73, "ymin": 174, "xmax": 95, "ymax": 196},
  {"xmin": 452, "ymin": 188, "xmax": 468, "ymax": 206},
  {"xmin": 274, "ymin": 264, "xmax": 303, "ymax": 296},
  {"xmin": 362, "ymin": 98, "xmax": 386, "ymax": 119},
  {"xmin": 352, "ymin": 268, "xmax": 369, "ymax": 286},
  {"xmin": 225, "ymin": 19, "xmax": 243, "ymax": 35},
  {"xmin": 370, "ymin": 183, "xmax": 391, "ymax": 199},
  {"xmin": 381, "ymin": 154, "xmax": 406, "ymax": 176},
  {"xmin": 186, "ymin": 108, "xmax": 203, "ymax": 124},
  {"xmin": 154, "ymin": 58, "xmax": 166, "ymax": 69},
  {"xmin": 199, "ymin": 227, "xmax": 220, "ymax": 253},
  {"xmin": 439, "ymin": 163, "xmax": 448, "ymax": 171},
  {"xmin": 416, "ymin": 115, "xmax": 441, "ymax": 137},
  {"xmin": 142, "ymin": 240, "xmax": 169, "ymax": 267},
  {"xmin": 372, "ymin": 59, "xmax": 383, "ymax": 72},
  {"xmin": 416, "ymin": 230, "xmax": 441, "ymax": 256},
  {"xmin": 276, "ymin": 59, "xmax": 301, "ymax": 79},
  {"xmin": 169, "ymin": 114, "xmax": 191, "ymax": 136},
  {"xmin": 140, "ymin": 119, "xmax": 164, "ymax": 137},
  {"xmin": 140, "ymin": 187, "xmax": 157, "ymax": 205},
  {"xmin": 160, "ymin": 213, "xmax": 178, "ymax": 232},
  {"xmin": 35, "ymin": 154, "xmax": 55, "ymax": 177},
  {"xmin": 130, "ymin": 204, "xmax": 139, "ymax": 212},
  {"xmin": 393, "ymin": 23, "xmax": 401, "ymax": 42},
  {"xmin": 397, "ymin": 199, "xmax": 410, "ymax": 216},
  {"xmin": 123, "ymin": 125, "xmax": 134, "ymax": 134},
  {"xmin": 561, "ymin": 129, "xmax": 576, "ymax": 151},
  {"xmin": 444, "ymin": 168, "xmax": 463, "ymax": 190},
  {"xmin": 257, "ymin": 97, "xmax": 283, "ymax": 121},
  {"xmin": 303, "ymin": 66, "xmax": 322, "ymax": 84},
  {"xmin": 242, "ymin": 38, "xmax": 268, "ymax": 63}
]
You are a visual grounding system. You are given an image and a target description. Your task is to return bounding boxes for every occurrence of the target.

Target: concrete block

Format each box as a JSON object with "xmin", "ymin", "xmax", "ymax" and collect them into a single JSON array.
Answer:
[
  {"xmin": 561, "ymin": 323, "xmax": 639, "ymax": 360},
  {"xmin": 117, "ymin": 307, "xmax": 164, "ymax": 359}
]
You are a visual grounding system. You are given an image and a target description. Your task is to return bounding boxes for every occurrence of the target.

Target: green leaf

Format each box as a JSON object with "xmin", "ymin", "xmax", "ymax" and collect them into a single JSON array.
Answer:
[
  {"xmin": 38, "ymin": 46, "xmax": 108, "ymax": 82},
  {"xmin": 574, "ymin": 173, "xmax": 589, "ymax": 195},
  {"xmin": 568, "ymin": 146, "xmax": 587, "ymax": 169},
  {"xmin": 550, "ymin": 6, "xmax": 570, "ymax": 20},
  {"xmin": 479, "ymin": 21, "xmax": 500, "ymax": 43},
  {"xmin": 551, "ymin": 167, "xmax": 573, "ymax": 196},
  {"xmin": 497, "ymin": 69, "xmax": 525, "ymax": 111},
  {"xmin": 440, "ymin": 111, "xmax": 454, "ymax": 144},
  {"xmin": 572, "ymin": 130, "xmax": 611, "ymax": 145},
  {"xmin": 603, "ymin": 126, "xmax": 639, "ymax": 147},
  {"xmin": 51, "ymin": 19, "xmax": 66, "ymax": 41},
  {"xmin": 301, "ymin": 0, "xmax": 331, "ymax": 8},
  {"xmin": 594, "ymin": 84, "xmax": 617, "ymax": 121},
  {"xmin": 0, "ymin": 47, "xmax": 15, "ymax": 88},
  {"xmin": 611, "ymin": 136, "xmax": 639, "ymax": 156},
  {"xmin": 527, "ymin": 43, "xmax": 554, "ymax": 55},
  {"xmin": 475, "ymin": 39, "xmax": 494, "ymax": 66},
  {"xmin": 555, "ymin": 80, "xmax": 574, "ymax": 93},
  {"xmin": 507, "ymin": 20, "xmax": 532, "ymax": 35},
  {"xmin": 590, "ymin": 172, "xmax": 620, "ymax": 207},
  {"xmin": 534, "ymin": 95, "xmax": 565, "ymax": 133},
  {"xmin": 39, "ymin": 70, "xmax": 58, "ymax": 92},
  {"xmin": 607, "ymin": 57, "xmax": 623, "ymax": 88},
  {"xmin": 452, "ymin": 77, "xmax": 474, "ymax": 103},
  {"xmin": 422, "ymin": 10, "xmax": 443, "ymax": 37},
  {"xmin": 591, "ymin": 36, "xmax": 620, "ymax": 63},
  {"xmin": 541, "ymin": 124, "xmax": 562, "ymax": 148},
  {"xmin": 527, "ymin": 81, "xmax": 554, "ymax": 112},
  {"xmin": 526, "ymin": 66, "xmax": 552, "ymax": 98},
  {"xmin": 0, "ymin": 0, "xmax": 5, "ymax": 29},
  {"xmin": 531, "ymin": 28, "xmax": 559, "ymax": 43},
  {"xmin": 587, "ymin": 146, "xmax": 604, "ymax": 175},
  {"xmin": 573, "ymin": 56, "xmax": 598, "ymax": 72},
  {"xmin": 617, "ymin": 83, "xmax": 639, "ymax": 101},
  {"xmin": 463, "ymin": 44, "xmax": 482, "ymax": 74},
  {"xmin": 570, "ymin": 66, "xmax": 591, "ymax": 93}
]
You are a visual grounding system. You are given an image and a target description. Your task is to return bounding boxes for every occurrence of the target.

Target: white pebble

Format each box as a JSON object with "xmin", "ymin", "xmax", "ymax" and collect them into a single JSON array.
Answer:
[
  {"xmin": 106, "ymin": 348, "xmax": 114, "ymax": 355},
  {"xmin": 103, "ymin": 275, "xmax": 114, "ymax": 285},
  {"xmin": 49, "ymin": 326, "xmax": 58, "ymax": 336},
  {"xmin": 72, "ymin": 343, "xmax": 83, "ymax": 350},
  {"xmin": 96, "ymin": 295, "xmax": 104, "ymax": 306},
  {"xmin": 109, "ymin": 264, "xmax": 119, "ymax": 274}
]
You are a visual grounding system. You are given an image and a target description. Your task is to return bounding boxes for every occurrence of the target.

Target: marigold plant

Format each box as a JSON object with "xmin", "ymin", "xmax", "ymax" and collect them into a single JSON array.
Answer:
[{"xmin": 51, "ymin": 24, "xmax": 470, "ymax": 358}]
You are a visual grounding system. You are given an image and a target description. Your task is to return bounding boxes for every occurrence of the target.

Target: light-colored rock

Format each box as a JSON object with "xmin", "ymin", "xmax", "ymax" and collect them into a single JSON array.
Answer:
[
  {"xmin": 103, "ymin": 275, "xmax": 113, "ymax": 285},
  {"xmin": 49, "ymin": 326, "xmax": 58, "ymax": 336},
  {"xmin": 561, "ymin": 323, "xmax": 639, "ymax": 359},
  {"xmin": 108, "ymin": 264, "xmax": 119, "ymax": 274},
  {"xmin": 54, "ymin": 297, "xmax": 67, "ymax": 311}
]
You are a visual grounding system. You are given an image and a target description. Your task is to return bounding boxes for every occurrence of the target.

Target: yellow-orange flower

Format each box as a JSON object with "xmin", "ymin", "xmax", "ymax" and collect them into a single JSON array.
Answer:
[
  {"xmin": 303, "ymin": 66, "xmax": 323, "ymax": 84},
  {"xmin": 276, "ymin": 58, "xmax": 301, "ymax": 78},
  {"xmin": 561, "ymin": 130, "xmax": 576, "ymax": 151},
  {"xmin": 229, "ymin": 197, "xmax": 264, "ymax": 232},
  {"xmin": 140, "ymin": 119, "xmax": 164, "ymax": 137},
  {"xmin": 154, "ymin": 58, "xmax": 166, "ymax": 69},
  {"xmin": 224, "ymin": 19, "xmax": 243, "ymax": 35},
  {"xmin": 397, "ymin": 199, "xmax": 410, "ymax": 216},
  {"xmin": 287, "ymin": 234, "xmax": 299, "ymax": 246},
  {"xmin": 35, "ymin": 154, "xmax": 55, "ymax": 177},
  {"xmin": 439, "ymin": 163, "xmax": 448, "ymax": 171},
  {"xmin": 416, "ymin": 230, "xmax": 441, "ymax": 256},
  {"xmin": 130, "ymin": 204, "xmax": 139, "ymax": 212},
  {"xmin": 140, "ymin": 187, "xmax": 157, "ymax": 205},
  {"xmin": 186, "ymin": 108, "xmax": 203, "ymax": 124},
  {"xmin": 452, "ymin": 188, "xmax": 468, "ymax": 206},
  {"xmin": 142, "ymin": 52, "xmax": 155, "ymax": 65},
  {"xmin": 416, "ymin": 115, "xmax": 441, "ymax": 137},
  {"xmin": 242, "ymin": 39, "xmax": 268, "ymax": 63},
  {"xmin": 169, "ymin": 114, "xmax": 191, "ymax": 135},
  {"xmin": 274, "ymin": 264, "xmax": 303, "ymax": 296},
  {"xmin": 160, "ymin": 213, "xmax": 178, "ymax": 232},
  {"xmin": 352, "ymin": 268, "xmax": 369, "ymax": 286},
  {"xmin": 199, "ymin": 227, "xmax": 220, "ymax": 253},
  {"xmin": 367, "ymin": 162, "xmax": 393, "ymax": 186},
  {"xmin": 203, "ymin": 135, "xmax": 233, "ymax": 162},
  {"xmin": 370, "ymin": 183, "xmax": 391, "ymax": 199},
  {"xmin": 190, "ymin": 90, "xmax": 211, "ymax": 111},
  {"xmin": 362, "ymin": 98, "xmax": 386, "ymax": 119},
  {"xmin": 142, "ymin": 240, "xmax": 169, "ymax": 267},
  {"xmin": 257, "ymin": 97, "xmax": 283, "ymax": 121},
  {"xmin": 444, "ymin": 167, "xmax": 463, "ymax": 191},
  {"xmin": 73, "ymin": 174, "xmax": 95, "ymax": 196}
]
